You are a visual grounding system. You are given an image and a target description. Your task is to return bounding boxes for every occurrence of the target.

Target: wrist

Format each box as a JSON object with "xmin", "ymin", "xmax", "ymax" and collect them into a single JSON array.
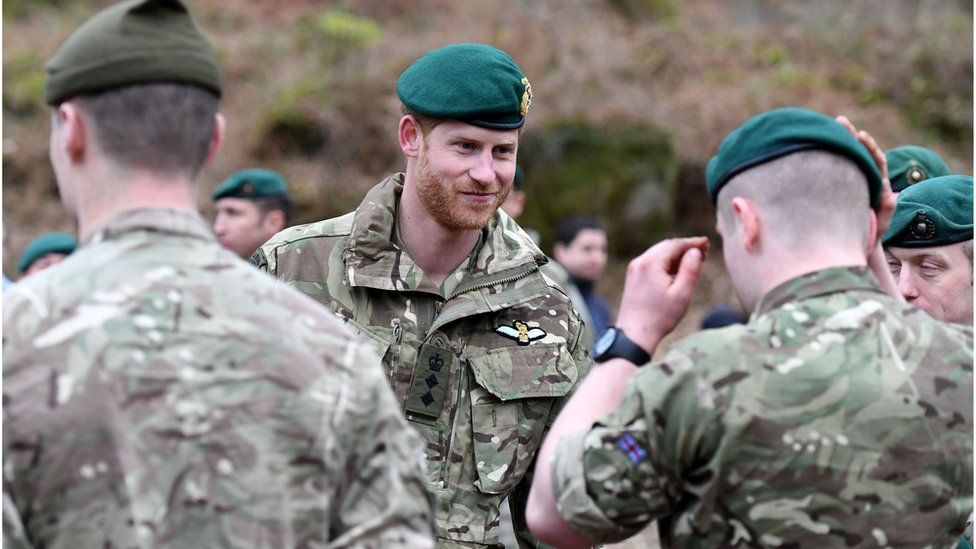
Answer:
[{"xmin": 592, "ymin": 326, "xmax": 654, "ymax": 365}]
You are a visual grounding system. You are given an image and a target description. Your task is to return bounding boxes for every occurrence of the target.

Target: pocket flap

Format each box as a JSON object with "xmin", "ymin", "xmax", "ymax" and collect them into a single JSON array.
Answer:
[
  {"xmin": 467, "ymin": 344, "xmax": 578, "ymax": 401},
  {"xmin": 345, "ymin": 320, "xmax": 391, "ymax": 361}
]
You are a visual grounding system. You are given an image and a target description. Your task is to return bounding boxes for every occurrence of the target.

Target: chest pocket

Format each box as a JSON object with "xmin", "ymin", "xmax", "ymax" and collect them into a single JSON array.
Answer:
[
  {"xmin": 467, "ymin": 343, "xmax": 578, "ymax": 494},
  {"xmin": 345, "ymin": 320, "xmax": 393, "ymax": 369}
]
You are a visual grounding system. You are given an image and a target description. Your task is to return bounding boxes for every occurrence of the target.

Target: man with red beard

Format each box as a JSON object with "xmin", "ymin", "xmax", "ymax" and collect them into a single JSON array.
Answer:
[{"xmin": 252, "ymin": 43, "xmax": 590, "ymax": 548}]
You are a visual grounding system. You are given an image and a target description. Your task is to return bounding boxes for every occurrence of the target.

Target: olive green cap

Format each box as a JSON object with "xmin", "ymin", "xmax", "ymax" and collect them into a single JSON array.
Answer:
[
  {"xmin": 213, "ymin": 168, "xmax": 288, "ymax": 200},
  {"xmin": 18, "ymin": 232, "xmax": 77, "ymax": 273},
  {"xmin": 882, "ymin": 175, "xmax": 973, "ymax": 248},
  {"xmin": 45, "ymin": 0, "xmax": 223, "ymax": 107},
  {"xmin": 397, "ymin": 43, "xmax": 532, "ymax": 130},
  {"xmin": 705, "ymin": 108, "xmax": 883, "ymax": 209},
  {"xmin": 886, "ymin": 145, "xmax": 951, "ymax": 192}
]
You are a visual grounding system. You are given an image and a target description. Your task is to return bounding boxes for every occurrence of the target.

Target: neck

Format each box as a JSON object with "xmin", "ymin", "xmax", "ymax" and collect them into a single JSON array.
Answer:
[
  {"xmin": 753, "ymin": 244, "xmax": 868, "ymax": 306},
  {"xmin": 76, "ymin": 164, "xmax": 198, "ymax": 240},
  {"xmin": 398, "ymin": 180, "xmax": 481, "ymax": 285}
]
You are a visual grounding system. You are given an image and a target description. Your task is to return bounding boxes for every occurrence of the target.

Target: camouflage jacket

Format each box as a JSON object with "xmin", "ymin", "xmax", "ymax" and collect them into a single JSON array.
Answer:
[
  {"xmin": 254, "ymin": 174, "xmax": 590, "ymax": 547},
  {"xmin": 3, "ymin": 208, "xmax": 434, "ymax": 548},
  {"xmin": 552, "ymin": 266, "xmax": 974, "ymax": 548}
]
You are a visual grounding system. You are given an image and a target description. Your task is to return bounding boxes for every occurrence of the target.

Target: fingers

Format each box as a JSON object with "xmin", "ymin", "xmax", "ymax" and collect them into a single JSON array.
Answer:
[
  {"xmin": 857, "ymin": 129, "xmax": 888, "ymax": 180},
  {"xmin": 835, "ymin": 115, "xmax": 856, "ymax": 137},
  {"xmin": 670, "ymin": 247, "xmax": 704, "ymax": 299}
]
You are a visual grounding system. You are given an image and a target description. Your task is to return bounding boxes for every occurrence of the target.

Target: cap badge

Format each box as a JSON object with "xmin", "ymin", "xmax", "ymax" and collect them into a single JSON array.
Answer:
[
  {"xmin": 909, "ymin": 210, "xmax": 936, "ymax": 240},
  {"xmin": 242, "ymin": 182, "xmax": 254, "ymax": 195},
  {"xmin": 496, "ymin": 320, "xmax": 546, "ymax": 346},
  {"xmin": 907, "ymin": 161, "xmax": 926, "ymax": 185},
  {"xmin": 520, "ymin": 77, "xmax": 533, "ymax": 118}
]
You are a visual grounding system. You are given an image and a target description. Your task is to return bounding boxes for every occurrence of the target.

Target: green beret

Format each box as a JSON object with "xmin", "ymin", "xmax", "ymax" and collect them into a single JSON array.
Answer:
[
  {"xmin": 886, "ymin": 145, "xmax": 951, "ymax": 192},
  {"xmin": 45, "ymin": 0, "xmax": 222, "ymax": 106},
  {"xmin": 18, "ymin": 232, "xmax": 77, "ymax": 273},
  {"xmin": 705, "ymin": 108, "xmax": 883, "ymax": 209},
  {"xmin": 882, "ymin": 175, "xmax": 973, "ymax": 248},
  {"xmin": 397, "ymin": 43, "xmax": 532, "ymax": 130},
  {"xmin": 213, "ymin": 168, "xmax": 289, "ymax": 200}
]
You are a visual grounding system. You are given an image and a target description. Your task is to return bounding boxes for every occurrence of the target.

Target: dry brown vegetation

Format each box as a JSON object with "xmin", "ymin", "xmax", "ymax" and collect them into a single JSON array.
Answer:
[{"xmin": 4, "ymin": 0, "xmax": 972, "ymax": 330}]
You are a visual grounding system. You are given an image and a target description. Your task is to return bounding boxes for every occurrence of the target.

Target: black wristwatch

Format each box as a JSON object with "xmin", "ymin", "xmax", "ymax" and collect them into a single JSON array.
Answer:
[{"xmin": 591, "ymin": 326, "xmax": 651, "ymax": 365}]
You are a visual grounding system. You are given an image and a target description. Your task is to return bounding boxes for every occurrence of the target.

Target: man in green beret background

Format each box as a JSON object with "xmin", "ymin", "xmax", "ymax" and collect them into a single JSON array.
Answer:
[
  {"xmin": 526, "ymin": 107, "xmax": 972, "ymax": 547},
  {"xmin": 16, "ymin": 231, "xmax": 77, "ymax": 278},
  {"xmin": 3, "ymin": 1, "xmax": 434, "ymax": 547},
  {"xmin": 254, "ymin": 42, "xmax": 590, "ymax": 547},
  {"xmin": 884, "ymin": 174, "xmax": 973, "ymax": 325},
  {"xmin": 886, "ymin": 144, "xmax": 952, "ymax": 193},
  {"xmin": 212, "ymin": 167, "xmax": 292, "ymax": 259}
]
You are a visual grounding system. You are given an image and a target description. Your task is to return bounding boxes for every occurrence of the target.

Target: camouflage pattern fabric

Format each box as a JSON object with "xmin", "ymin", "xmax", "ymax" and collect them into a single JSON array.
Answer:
[
  {"xmin": 552, "ymin": 266, "xmax": 974, "ymax": 548},
  {"xmin": 539, "ymin": 260, "xmax": 597, "ymax": 350},
  {"xmin": 3, "ymin": 207, "xmax": 434, "ymax": 548},
  {"xmin": 254, "ymin": 174, "xmax": 591, "ymax": 547}
]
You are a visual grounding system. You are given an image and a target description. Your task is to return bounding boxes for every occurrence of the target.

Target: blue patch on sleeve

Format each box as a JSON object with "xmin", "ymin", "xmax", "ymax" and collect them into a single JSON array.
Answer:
[{"xmin": 616, "ymin": 432, "xmax": 647, "ymax": 465}]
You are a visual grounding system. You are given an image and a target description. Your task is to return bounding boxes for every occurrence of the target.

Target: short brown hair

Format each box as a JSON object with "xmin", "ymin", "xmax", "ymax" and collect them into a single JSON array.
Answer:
[{"xmin": 75, "ymin": 83, "xmax": 219, "ymax": 177}]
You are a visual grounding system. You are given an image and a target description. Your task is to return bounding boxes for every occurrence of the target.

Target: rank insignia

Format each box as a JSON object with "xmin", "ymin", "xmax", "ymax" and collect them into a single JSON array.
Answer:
[
  {"xmin": 616, "ymin": 433, "xmax": 648, "ymax": 465},
  {"xmin": 909, "ymin": 210, "xmax": 936, "ymax": 240},
  {"xmin": 496, "ymin": 320, "xmax": 546, "ymax": 346},
  {"xmin": 520, "ymin": 77, "xmax": 533, "ymax": 117}
]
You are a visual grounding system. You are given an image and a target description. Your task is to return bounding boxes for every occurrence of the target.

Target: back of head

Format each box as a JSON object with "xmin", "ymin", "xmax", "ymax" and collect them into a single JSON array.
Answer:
[
  {"xmin": 45, "ymin": 0, "xmax": 223, "ymax": 177},
  {"xmin": 717, "ymin": 150, "xmax": 872, "ymax": 252}
]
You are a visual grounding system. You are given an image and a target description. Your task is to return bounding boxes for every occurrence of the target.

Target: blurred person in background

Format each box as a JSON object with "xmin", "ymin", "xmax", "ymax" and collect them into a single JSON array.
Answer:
[
  {"xmin": 16, "ymin": 231, "xmax": 76, "ymax": 278},
  {"xmin": 552, "ymin": 214, "xmax": 612, "ymax": 341},
  {"xmin": 886, "ymin": 144, "xmax": 951, "ymax": 194},
  {"xmin": 212, "ymin": 167, "xmax": 292, "ymax": 259},
  {"xmin": 3, "ymin": 1, "xmax": 434, "ymax": 546},
  {"xmin": 883, "ymin": 175, "xmax": 973, "ymax": 325}
]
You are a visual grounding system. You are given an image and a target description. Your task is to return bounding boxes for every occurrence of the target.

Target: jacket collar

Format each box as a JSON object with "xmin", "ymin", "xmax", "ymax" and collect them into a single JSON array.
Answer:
[
  {"xmin": 84, "ymin": 207, "xmax": 216, "ymax": 247},
  {"xmin": 343, "ymin": 173, "xmax": 545, "ymax": 295},
  {"xmin": 752, "ymin": 265, "xmax": 885, "ymax": 318}
]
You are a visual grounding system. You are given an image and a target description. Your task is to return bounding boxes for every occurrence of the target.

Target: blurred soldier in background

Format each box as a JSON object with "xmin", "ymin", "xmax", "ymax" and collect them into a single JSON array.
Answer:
[
  {"xmin": 255, "ymin": 43, "xmax": 590, "ymax": 547},
  {"xmin": 2, "ymin": 1, "xmax": 433, "ymax": 547},
  {"xmin": 212, "ymin": 167, "xmax": 292, "ymax": 259},
  {"xmin": 16, "ymin": 231, "xmax": 76, "ymax": 278},
  {"xmin": 886, "ymin": 144, "xmax": 951, "ymax": 193},
  {"xmin": 527, "ymin": 108, "xmax": 972, "ymax": 548},
  {"xmin": 883, "ymin": 174, "xmax": 973, "ymax": 325}
]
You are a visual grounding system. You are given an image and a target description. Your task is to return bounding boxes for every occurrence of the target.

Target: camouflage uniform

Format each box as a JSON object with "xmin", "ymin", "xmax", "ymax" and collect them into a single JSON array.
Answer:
[
  {"xmin": 552, "ymin": 266, "xmax": 974, "ymax": 547},
  {"xmin": 254, "ymin": 175, "xmax": 590, "ymax": 547},
  {"xmin": 3, "ymin": 207, "xmax": 434, "ymax": 548}
]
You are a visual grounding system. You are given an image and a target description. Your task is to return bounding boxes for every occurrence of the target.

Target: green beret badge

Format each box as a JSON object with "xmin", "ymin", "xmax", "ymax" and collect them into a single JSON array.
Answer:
[
  {"xmin": 520, "ymin": 77, "xmax": 533, "ymax": 118},
  {"xmin": 907, "ymin": 161, "xmax": 926, "ymax": 185},
  {"xmin": 908, "ymin": 211, "xmax": 936, "ymax": 240}
]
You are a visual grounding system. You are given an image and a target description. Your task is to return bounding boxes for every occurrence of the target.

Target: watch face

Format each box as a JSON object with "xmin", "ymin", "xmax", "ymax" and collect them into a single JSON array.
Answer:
[{"xmin": 593, "ymin": 327, "xmax": 617, "ymax": 356}]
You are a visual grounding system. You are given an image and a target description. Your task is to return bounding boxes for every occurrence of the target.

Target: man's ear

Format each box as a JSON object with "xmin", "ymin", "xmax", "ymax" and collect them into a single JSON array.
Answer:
[
  {"xmin": 731, "ymin": 197, "xmax": 761, "ymax": 252},
  {"xmin": 203, "ymin": 113, "xmax": 226, "ymax": 167},
  {"xmin": 57, "ymin": 102, "xmax": 88, "ymax": 164},
  {"xmin": 865, "ymin": 209, "xmax": 878, "ymax": 254},
  {"xmin": 398, "ymin": 115, "xmax": 423, "ymax": 158},
  {"xmin": 264, "ymin": 209, "xmax": 286, "ymax": 233}
]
